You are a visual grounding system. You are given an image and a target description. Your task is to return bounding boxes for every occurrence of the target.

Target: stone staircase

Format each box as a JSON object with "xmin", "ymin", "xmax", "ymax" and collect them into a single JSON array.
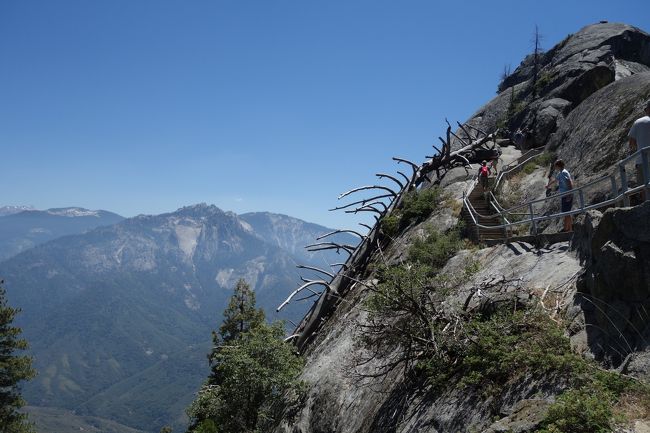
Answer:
[
  {"xmin": 462, "ymin": 147, "xmax": 576, "ymax": 246},
  {"xmin": 461, "ymin": 181, "xmax": 506, "ymax": 244}
]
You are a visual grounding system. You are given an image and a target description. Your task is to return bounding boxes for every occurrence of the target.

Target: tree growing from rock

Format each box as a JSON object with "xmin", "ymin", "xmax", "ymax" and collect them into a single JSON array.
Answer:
[
  {"xmin": 0, "ymin": 280, "xmax": 35, "ymax": 433},
  {"xmin": 531, "ymin": 25, "xmax": 544, "ymax": 100},
  {"xmin": 187, "ymin": 279, "xmax": 303, "ymax": 433}
]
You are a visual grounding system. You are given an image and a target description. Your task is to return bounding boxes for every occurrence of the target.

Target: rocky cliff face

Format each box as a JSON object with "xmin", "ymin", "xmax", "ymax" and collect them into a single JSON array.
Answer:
[
  {"xmin": 466, "ymin": 22, "xmax": 650, "ymax": 150},
  {"xmin": 273, "ymin": 22, "xmax": 650, "ymax": 433}
]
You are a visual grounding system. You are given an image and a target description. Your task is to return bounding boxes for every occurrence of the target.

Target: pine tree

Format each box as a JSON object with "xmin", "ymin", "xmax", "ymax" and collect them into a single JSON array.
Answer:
[
  {"xmin": 187, "ymin": 279, "xmax": 303, "ymax": 433},
  {"xmin": 208, "ymin": 279, "xmax": 265, "ymax": 387},
  {"xmin": 216, "ymin": 279, "xmax": 265, "ymax": 344},
  {"xmin": 0, "ymin": 280, "xmax": 35, "ymax": 433}
]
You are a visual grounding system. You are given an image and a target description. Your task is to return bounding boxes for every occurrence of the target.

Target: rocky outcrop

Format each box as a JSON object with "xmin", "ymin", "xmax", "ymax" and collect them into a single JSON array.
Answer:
[
  {"xmin": 548, "ymin": 72, "xmax": 650, "ymax": 184},
  {"xmin": 275, "ymin": 22, "xmax": 650, "ymax": 433},
  {"xmin": 274, "ymin": 236, "xmax": 581, "ymax": 433},
  {"xmin": 570, "ymin": 202, "xmax": 650, "ymax": 366},
  {"xmin": 461, "ymin": 22, "xmax": 650, "ymax": 150}
]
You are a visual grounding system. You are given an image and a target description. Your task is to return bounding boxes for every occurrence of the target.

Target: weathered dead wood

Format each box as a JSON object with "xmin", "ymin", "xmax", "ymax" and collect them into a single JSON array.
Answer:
[
  {"xmin": 396, "ymin": 171, "xmax": 411, "ymax": 186},
  {"xmin": 392, "ymin": 157, "xmax": 419, "ymax": 175},
  {"xmin": 296, "ymin": 264, "xmax": 335, "ymax": 279},
  {"xmin": 344, "ymin": 204, "xmax": 384, "ymax": 215},
  {"xmin": 375, "ymin": 173, "xmax": 405, "ymax": 190},
  {"xmin": 277, "ymin": 280, "xmax": 334, "ymax": 311},
  {"xmin": 305, "ymin": 242, "xmax": 356, "ymax": 252},
  {"xmin": 316, "ymin": 229, "xmax": 366, "ymax": 241},
  {"xmin": 456, "ymin": 121, "xmax": 478, "ymax": 143},
  {"xmin": 328, "ymin": 194, "xmax": 393, "ymax": 211},
  {"xmin": 465, "ymin": 122, "xmax": 488, "ymax": 137},
  {"xmin": 338, "ymin": 185, "xmax": 397, "ymax": 200}
]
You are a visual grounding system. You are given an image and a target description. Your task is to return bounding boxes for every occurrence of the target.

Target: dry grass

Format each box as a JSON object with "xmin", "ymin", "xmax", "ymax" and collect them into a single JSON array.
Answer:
[{"xmin": 615, "ymin": 390, "xmax": 650, "ymax": 423}]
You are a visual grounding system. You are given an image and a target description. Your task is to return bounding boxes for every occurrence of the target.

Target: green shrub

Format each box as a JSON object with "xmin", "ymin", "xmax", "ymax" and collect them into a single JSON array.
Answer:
[
  {"xmin": 380, "ymin": 214, "xmax": 400, "ymax": 238},
  {"xmin": 536, "ymin": 72, "xmax": 553, "ymax": 91},
  {"xmin": 522, "ymin": 161, "xmax": 538, "ymax": 175},
  {"xmin": 537, "ymin": 386, "xmax": 614, "ymax": 433},
  {"xmin": 400, "ymin": 188, "xmax": 443, "ymax": 223},
  {"xmin": 408, "ymin": 226, "xmax": 464, "ymax": 271},
  {"xmin": 535, "ymin": 368, "xmax": 650, "ymax": 433},
  {"xmin": 536, "ymin": 151, "xmax": 555, "ymax": 167},
  {"xmin": 417, "ymin": 308, "xmax": 580, "ymax": 394},
  {"xmin": 380, "ymin": 187, "xmax": 444, "ymax": 238}
]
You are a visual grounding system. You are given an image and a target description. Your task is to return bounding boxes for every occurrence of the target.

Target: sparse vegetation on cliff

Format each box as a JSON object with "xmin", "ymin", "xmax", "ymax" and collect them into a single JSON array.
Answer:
[{"xmin": 380, "ymin": 187, "xmax": 444, "ymax": 238}]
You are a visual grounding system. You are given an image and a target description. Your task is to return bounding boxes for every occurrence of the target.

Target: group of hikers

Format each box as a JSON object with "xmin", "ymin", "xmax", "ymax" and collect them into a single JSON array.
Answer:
[{"xmin": 477, "ymin": 98, "xmax": 650, "ymax": 233}]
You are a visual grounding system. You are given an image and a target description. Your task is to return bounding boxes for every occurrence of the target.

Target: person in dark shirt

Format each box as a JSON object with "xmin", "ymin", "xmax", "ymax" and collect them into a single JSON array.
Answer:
[{"xmin": 546, "ymin": 160, "xmax": 573, "ymax": 232}]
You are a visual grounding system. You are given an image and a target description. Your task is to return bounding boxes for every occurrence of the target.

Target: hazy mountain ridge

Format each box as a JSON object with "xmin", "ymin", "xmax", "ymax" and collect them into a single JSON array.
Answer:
[
  {"xmin": 0, "ymin": 205, "xmax": 35, "ymax": 216},
  {"xmin": 1, "ymin": 203, "xmax": 344, "ymax": 432},
  {"xmin": 240, "ymin": 211, "xmax": 359, "ymax": 267},
  {"xmin": 0, "ymin": 206, "xmax": 124, "ymax": 261}
]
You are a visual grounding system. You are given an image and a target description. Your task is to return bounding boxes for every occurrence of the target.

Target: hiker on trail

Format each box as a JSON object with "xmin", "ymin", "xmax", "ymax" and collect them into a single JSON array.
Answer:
[
  {"xmin": 478, "ymin": 160, "xmax": 491, "ymax": 192},
  {"xmin": 513, "ymin": 128, "xmax": 525, "ymax": 148},
  {"xmin": 546, "ymin": 159, "xmax": 573, "ymax": 232},
  {"xmin": 628, "ymin": 99, "xmax": 650, "ymax": 197}
]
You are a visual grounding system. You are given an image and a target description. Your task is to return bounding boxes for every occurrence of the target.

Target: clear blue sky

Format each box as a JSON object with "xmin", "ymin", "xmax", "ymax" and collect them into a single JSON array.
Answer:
[{"xmin": 1, "ymin": 0, "xmax": 648, "ymax": 228}]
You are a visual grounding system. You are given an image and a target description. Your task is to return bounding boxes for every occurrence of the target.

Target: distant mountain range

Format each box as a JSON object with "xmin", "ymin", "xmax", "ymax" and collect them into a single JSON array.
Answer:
[
  {"xmin": 0, "ymin": 207, "xmax": 124, "ymax": 261},
  {"xmin": 0, "ymin": 204, "xmax": 356, "ymax": 432},
  {"xmin": 0, "ymin": 205, "xmax": 36, "ymax": 216}
]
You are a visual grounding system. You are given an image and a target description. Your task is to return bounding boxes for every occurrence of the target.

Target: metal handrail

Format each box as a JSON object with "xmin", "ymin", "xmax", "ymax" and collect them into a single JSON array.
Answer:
[
  {"xmin": 493, "ymin": 148, "xmax": 546, "ymax": 192},
  {"xmin": 463, "ymin": 146, "xmax": 650, "ymax": 235}
]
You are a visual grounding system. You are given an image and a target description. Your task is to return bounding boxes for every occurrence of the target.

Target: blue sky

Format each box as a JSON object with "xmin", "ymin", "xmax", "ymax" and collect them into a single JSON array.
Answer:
[{"xmin": 1, "ymin": 0, "xmax": 648, "ymax": 228}]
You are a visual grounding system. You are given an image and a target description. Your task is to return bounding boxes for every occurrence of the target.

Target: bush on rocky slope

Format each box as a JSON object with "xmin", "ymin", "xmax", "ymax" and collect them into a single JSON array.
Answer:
[{"xmin": 380, "ymin": 187, "xmax": 444, "ymax": 238}]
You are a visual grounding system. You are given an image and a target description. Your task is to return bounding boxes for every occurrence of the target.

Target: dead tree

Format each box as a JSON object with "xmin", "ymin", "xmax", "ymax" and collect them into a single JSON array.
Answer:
[{"xmin": 279, "ymin": 118, "xmax": 500, "ymax": 353}]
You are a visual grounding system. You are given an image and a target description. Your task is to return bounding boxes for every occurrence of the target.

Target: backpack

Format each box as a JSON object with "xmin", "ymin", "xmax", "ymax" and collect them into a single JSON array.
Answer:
[{"xmin": 479, "ymin": 166, "xmax": 489, "ymax": 177}]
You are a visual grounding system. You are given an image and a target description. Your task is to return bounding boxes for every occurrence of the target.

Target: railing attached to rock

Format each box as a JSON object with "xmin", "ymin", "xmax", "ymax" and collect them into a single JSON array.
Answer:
[{"xmin": 463, "ymin": 146, "xmax": 650, "ymax": 241}]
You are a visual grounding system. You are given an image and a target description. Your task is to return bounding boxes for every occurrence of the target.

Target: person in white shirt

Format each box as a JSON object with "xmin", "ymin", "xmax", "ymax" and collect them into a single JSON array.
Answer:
[{"xmin": 629, "ymin": 99, "xmax": 650, "ymax": 199}]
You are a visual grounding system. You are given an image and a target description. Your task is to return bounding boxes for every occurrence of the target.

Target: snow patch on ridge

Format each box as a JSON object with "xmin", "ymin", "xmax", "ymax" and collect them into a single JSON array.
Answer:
[{"xmin": 47, "ymin": 208, "xmax": 100, "ymax": 217}]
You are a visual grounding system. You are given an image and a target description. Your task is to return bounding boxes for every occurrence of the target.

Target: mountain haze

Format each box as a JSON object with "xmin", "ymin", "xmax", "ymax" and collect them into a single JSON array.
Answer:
[
  {"xmin": 0, "ymin": 207, "xmax": 124, "ymax": 261},
  {"xmin": 1, "ymin": 204, "xmax": 346, "ymax": 431},
  {"xmin": 241, "ymin": 211, "xmax": 360, "ymax": 266}
]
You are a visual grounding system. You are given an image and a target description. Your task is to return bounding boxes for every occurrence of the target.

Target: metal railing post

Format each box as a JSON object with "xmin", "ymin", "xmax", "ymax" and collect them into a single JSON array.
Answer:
[
  {"xmin": 578, "ymin": 190, "xmax": 585, "ymax": 211},
  {"xmin": 642, "ymin": 149, "xmax": 650, "ymax": 201},
  {"xmin": 610, "ymin": 176, "xmax": 617, "ymax": 203},
  {"xmin": 529, "ymin": 203, "xmax": 537, "ymax": 235},
  {"xmin": 619, "ymin": 164, "xmax": 630, "ymax": 207}
]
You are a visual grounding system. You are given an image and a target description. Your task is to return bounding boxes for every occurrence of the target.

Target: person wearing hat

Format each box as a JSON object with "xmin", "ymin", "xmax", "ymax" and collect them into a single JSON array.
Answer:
[{"xmin": 629, "ymin": 99, "xmax": 650, "ymax": 199}]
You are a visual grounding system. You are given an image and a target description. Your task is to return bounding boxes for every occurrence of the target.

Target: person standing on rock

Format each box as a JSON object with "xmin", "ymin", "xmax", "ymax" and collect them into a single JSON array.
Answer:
[
  {"xmin": 546, "ymin": 160, "xmax": 574, "ymax": 232},
  {"xmin": 628, "ymin": 99, "xmax": 650, "ymax": 199}
]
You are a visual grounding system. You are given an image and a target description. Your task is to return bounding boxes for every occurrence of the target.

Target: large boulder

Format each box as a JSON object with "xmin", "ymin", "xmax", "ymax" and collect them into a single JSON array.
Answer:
[
  {"xmin": 548, "ymin": 72, "xmax": 650, "ymax": 192},
  {"xmin": 571, "ymin": 202, "xmax": 650, "ymax": 366}
]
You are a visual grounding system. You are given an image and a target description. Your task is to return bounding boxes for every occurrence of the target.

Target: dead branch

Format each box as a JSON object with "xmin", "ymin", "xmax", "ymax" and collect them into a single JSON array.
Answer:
[
  {"xmin": 316, "ymin": 229, "xmax": 366, "ymax": 241},
  {"xmin": 328, "ymin": 194, "xmax": 394, "ymax": 211},
  {"xmin": 344, "ymin": 204, "xmax": 384, "ymax": 215},
  {"xmin": 296, "ymin": 264, "xmax": 335, "ymax": 279},
  {"xmin": 375, "ymin": 173, "xmax": 405, "ymax": 190},
  {"xmin": 338, "ymin": 185, "xmax": 398, "ymax": 200},
  {"xmin": 277, "ymin": 280, "xmax": 334, "ymax": 311},
  {"xmin": 392, "ymin": 157, "xmax": 419, "ymax": 175},
  {"xmin": 396, "ymin": 171, "xmax": 411, "ymax": 186},
  {"xmin": 305, "ymin": 242, "xmax": 356, "ymax": 253}
]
